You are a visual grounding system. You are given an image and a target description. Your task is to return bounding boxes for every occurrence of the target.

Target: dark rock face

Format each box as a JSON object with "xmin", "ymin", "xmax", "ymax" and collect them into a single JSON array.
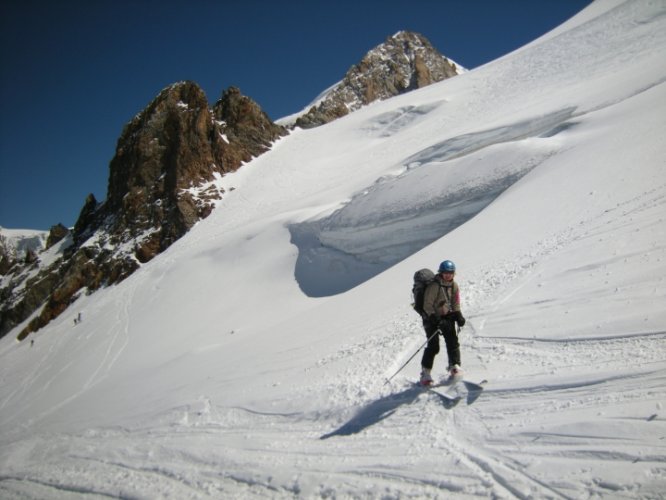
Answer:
[
  {"xmin": 2, "ymin": 82, "xmax": 286, "ymax": 340},
  {"xmin": 102, "ymin": 81, "xmax": 227, "ymax": 257},
  {"xmin": 97, "ymin": 82, "xmax": 285, "ymax": 260},
  {"xmin": 46, "ymin": 224, "xmax": 69, "ymax": 250},
  {"xmin": 295, "ymin": 31, "xmax": 460, "ymax": 129},
  {"xmin": 213, "ymin": 87, "xmax": 285, "ymax": 168}
]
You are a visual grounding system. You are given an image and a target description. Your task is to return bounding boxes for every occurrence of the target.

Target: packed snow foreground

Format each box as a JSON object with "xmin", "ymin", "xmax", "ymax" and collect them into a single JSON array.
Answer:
[{"xmin": 2, "ymin": 1, "xmax": 666, "ymax": 498}]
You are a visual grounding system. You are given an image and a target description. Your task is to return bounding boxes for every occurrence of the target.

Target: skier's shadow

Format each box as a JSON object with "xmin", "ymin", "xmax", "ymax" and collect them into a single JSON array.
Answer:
[
  {"xmin": 320, "ymin": 388, "xmax": 417, "ymax": 439},
  {"xmin": 320, "ymin": 386, "xmax": 458, "ymax": 440}
]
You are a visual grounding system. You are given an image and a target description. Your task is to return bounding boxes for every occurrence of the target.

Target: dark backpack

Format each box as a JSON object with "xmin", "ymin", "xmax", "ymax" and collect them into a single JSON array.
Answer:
[{"xmin": 412, "ymin": 268, "xmax": 435, "ymax": 317}]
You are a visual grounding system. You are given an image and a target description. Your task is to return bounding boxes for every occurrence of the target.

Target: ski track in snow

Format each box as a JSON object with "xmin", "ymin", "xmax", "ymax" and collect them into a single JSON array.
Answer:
[
  {"xmin": 4, "ymin": 319, "xmax": 663, "ymax": 500},
  {"xmin": 11, "ymin": 311, "xmax": 663, "ymax": 498},
  {"xmin": 2, "ymin": 1, "xmax": 666, "ymax": 498}
]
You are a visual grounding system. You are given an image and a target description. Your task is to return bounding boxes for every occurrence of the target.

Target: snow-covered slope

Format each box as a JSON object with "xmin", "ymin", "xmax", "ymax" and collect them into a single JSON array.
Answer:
[
  {"xmin": 0, "ymin": 227, "xmax": 47, "ymax": 259},
  {"xmin": 2, "ymin": 0, "xmax": 666, "ymax": 498}
]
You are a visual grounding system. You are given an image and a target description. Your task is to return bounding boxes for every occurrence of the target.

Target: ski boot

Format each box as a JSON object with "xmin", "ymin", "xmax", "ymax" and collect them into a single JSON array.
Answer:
[{"xmin": 419, "ymin": 368, "xmax": 433, "ymax": 386}]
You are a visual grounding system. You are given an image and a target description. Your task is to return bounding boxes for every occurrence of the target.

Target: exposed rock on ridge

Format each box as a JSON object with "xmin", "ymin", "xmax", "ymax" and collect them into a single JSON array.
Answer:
[
  {"xmin": 295, "ymin": 31, "xmax": 461, "ymax": 128},
  {"xmin": 94, "ymin": 82, "xmax": 284, "ymax": 259},
  {"xmin": 1, "ymin": 82, "xmax": 286, "ymax": 340}
]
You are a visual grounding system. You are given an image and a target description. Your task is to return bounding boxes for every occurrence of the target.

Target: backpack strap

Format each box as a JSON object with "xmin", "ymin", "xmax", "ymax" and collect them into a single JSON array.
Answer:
[{"xmin": 438, "ymin": 281, "xmax": 455, "ymax": 313}]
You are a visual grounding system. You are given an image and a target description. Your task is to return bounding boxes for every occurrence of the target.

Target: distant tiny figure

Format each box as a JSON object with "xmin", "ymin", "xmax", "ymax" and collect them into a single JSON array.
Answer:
[
  {"xmin": 30, "ymin": 339, "xmax": 34, "ymax": 347},
  {"xmin": 74, "ymin": 312, "xmax": 82, "ymax": 325}
]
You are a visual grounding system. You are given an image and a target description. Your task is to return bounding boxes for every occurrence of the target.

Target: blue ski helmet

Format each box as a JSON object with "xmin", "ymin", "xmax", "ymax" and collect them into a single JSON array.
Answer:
[{"xmin": 438, "ymin": 260, "xmax": 456, "ymax": 273}]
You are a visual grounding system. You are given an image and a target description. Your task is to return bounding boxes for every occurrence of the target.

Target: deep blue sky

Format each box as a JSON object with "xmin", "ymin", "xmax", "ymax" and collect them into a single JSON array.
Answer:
[{"xmin": 0, "ymin": 0, "xmax": 592, "ymax": 230}]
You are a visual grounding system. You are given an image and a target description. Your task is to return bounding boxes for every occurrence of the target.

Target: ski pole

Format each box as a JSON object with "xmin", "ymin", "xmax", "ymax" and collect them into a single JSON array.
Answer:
[{"xmin": 384, "ymin": 328, "xmax": 441, "ymax": 385}]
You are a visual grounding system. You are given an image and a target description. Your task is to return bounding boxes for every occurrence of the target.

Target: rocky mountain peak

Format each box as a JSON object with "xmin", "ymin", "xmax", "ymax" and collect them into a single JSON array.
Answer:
[
  {"xmin": 79, "ymin": 81, "xmax": 285, "ymax": 260},
  {"xmin": 107, "ymin": 81, "xmax": 213, "ymax": 214},
  {"xmin": 212, "ymin": 86, "xmax": 286, "ymax": 171},
  {"xmin": 2, "ymin": 83, "xmax": 286, "ymax": 340},
  {"xmin": 294, "ymin": 31, "xmax": 462, "ymax": 128}
]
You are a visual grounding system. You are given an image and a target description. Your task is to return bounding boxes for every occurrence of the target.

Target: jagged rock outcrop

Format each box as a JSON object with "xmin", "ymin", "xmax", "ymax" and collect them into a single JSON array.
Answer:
[
  {"xmin": 295, "ymin": 31, "xmax": 461, "ymax": 128},
  {"xmin": 214, "ymin": 87, "xmax": 286, "ymax": 167},
  {"xmin": 93, "ymin": 82, "xmax": 284, "ymax": 259},
  {"xmin": 46, "ymin": 224, "xmax": 69, "ymax": 249},
  {"xmin": 2, "ymin": 82, "xmax": 286, "ymax": 340}
]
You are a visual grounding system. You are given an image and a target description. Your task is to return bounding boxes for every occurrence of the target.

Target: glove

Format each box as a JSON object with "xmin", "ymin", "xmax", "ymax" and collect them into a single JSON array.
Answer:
[{"xmin": 454, "ymin": 311, "xmax": 466, "ymax": 328}]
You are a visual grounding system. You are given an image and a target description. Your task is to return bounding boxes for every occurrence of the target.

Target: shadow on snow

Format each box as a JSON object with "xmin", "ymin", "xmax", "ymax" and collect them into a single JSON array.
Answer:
[
  {"xmin": 290, "ymin": 107, "xmax": 578, "ymax": 298},
  {"xmin": 320, "ymin": 386, "xmax": 462, "ymax": 440}
]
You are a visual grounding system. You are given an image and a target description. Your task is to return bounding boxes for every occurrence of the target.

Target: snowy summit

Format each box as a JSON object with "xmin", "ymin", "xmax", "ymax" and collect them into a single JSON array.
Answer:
[{"xmin": 1, "ymin": 0, "xmax": 666, "ymax": 498}]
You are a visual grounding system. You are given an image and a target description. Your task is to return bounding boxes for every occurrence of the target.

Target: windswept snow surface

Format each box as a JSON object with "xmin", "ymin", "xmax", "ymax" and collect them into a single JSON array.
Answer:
[
  {"xmin": 0, "ymin": 228, "xmax": 47, "ymax": 258},
  {"xmin": 2, "ymin": 1, "xmax": 666, "ymax": 498}
]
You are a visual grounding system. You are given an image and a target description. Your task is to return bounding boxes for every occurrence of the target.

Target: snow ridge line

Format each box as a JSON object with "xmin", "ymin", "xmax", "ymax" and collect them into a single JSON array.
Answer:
[
  {"xmin": 472, "ymin": 329, "xmax": 666, "ymax": 343},
  {"xmin": 480, "ymin": 369, "xmax": 663, "ymax": 397}
]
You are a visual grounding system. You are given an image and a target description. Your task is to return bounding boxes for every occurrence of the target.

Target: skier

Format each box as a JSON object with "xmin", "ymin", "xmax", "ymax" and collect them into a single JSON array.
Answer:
[{"xmin": 419, "ymin": 260, "xmax": 466, "ymax": 386}]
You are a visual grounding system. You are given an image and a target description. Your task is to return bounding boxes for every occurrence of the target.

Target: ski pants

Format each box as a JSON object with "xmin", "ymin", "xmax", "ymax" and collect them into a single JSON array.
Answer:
[{"xmin": 421, "ymin": 317, "xmax": 460, "ymax": 370}]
